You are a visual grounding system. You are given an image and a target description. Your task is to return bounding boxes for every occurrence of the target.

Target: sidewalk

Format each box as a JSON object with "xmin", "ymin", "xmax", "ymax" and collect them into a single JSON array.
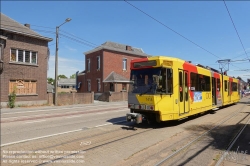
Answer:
[
  {"xmin": 0, "ymin": 100, "xmax": 127, "ymax": 113},
  {"xmin": 239, "ymin": 96, "xmax": 250, "ymax": 103}
]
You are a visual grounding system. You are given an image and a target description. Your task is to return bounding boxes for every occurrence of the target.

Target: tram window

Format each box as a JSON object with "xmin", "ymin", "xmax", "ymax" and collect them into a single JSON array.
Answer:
[
  {"xmin": 166, "ymin": 68, "xmax": 173, "ymax": 94},
  {"xmin": 185, "ymin": 72, "xmax": 188, "ymax": 101},
  {"xmin": 190, "ymin": 73, "xmax": 198, "ymax": 91},
  {"xmin": 224, "ymin": 80, "xmax": 228, "ymax": 91},
  {"xmin": 179, "ymin": 71, "xmax": 183, "ymax": 102},
  {"xmin": 156, "ymin": 68, "xmax": 166, "ymax": 93},
  {"xmin": 155, "ymin": 68, "xmax": 173, "ymax": 94},
  {"xmin": 232, "ymin": 82, "xmax": 237, "ymax": 91},
  {"xmin": 190, "ymin": 73, "xmax": 210, "ymax": 91},
  {"xmin": 203, "ymin": 75, "xmax": 211, "ymax": 91}
]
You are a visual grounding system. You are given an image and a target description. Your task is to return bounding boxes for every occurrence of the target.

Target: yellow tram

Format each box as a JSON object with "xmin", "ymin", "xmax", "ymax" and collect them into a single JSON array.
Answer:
[{"xmin": 126, "ymin": 56, "xmax": 240, "ymax": 123}]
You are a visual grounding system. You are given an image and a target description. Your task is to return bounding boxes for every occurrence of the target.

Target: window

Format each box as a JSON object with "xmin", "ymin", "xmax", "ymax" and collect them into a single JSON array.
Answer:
[
  {"xmin": 190, "ymin": 73, "xmax": 210, "ymax": 91},
  {"xmin": 232, "ymin": 82, "xmax": 237, "ymax": 91},
  {"xmin": 61, "ymin": 85, "xmax": 70, "ymax": 89},
  {"xmin": 97, "ymin": 79, "xmax": 101, "ymax": 92},
  {"xmin": 18, "ymin": 50, "xmax": 23, "ymax": 62},
  {"xmin": 9, "ymin": 80, "xmax": 37, "ymax": 95},
  {"xmin": 123, "ymin": 58, "xmax": 127, "ymax": 70},
  {"xmin": 25, "ymin": 51, "xmax": 30, "ymax": 63},
  {"xmin": 156, "ymin": 68, "xmax": 173, "ymax": 94},
  {"xmin": 166, "ymin": 68, "xmax": 173, "ymax": 94},
  {"xmin": 87, "ymin": 59, "xmax": 90, "ymax": 72},
  {"xmin": 217, "ymin": 78, "xmax": 220, "ymax": 91},
  {"xmin": 87, "ymin": 80, "xmax": 91, "ymax": 92},
  {"xmin": 97, "ymin": 56, "xmax": 100, "ymax": 70},
  {"xmin": 224, "ymin": 80, "xmax": 228, "ymax": 91},
  {"xmin": 10, "ymin": 48, "xmax": 37, "ymax": 64},
  {"xmin": 0, "ymin": 44, "xmax": 2, "ymax": 61},
  {"xmin": 122, "ymin": 83, "xmax": 127, "ymax": 91},
  {"xmin": 179, "ymin": 71, "xmax": 183, "ymax": 102},
  {"xmin": 31, "ymin": 52, "xmax": 37, "ymax": 64},
  {"xmin": 110, "ymin": 83, "xmax": 114, "ymax": 91},
  {"xmin": 11, "ymin": 49, "xmax": 16, "ymax": 61}
]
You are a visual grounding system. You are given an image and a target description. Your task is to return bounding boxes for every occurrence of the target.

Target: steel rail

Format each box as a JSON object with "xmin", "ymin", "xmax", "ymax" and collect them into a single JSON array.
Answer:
[
  {"xmin": 155, "ymin": 105, "xmax": 246, "ymax": 166},
  {"xmin": 215, "ymin": 117, "xmax": 250, "ymax": 166}
]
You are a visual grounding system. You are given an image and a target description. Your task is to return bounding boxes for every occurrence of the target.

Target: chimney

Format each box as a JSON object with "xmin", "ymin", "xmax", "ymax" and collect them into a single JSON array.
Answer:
[
  {"xmin": 126, "ymin": 45, "xmax": 132, "ymax": 51},
  {"xmin": 24, "ymin": 24, "xmax": 30, "ymax": 29}
]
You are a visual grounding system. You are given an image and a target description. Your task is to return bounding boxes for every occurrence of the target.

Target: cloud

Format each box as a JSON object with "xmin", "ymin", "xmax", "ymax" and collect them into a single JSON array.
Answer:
[{"xmin": 48, "ymin": 56, "xmax": 85, "ymax": 78}]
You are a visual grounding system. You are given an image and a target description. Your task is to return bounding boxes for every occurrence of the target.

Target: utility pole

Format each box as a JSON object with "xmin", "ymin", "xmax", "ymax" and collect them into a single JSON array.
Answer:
[
  {"xmin": 217, "ymin": 59, "xmax": 231, "ymax": 105},
  {"xmin": 54, "ymin": 18, "xmax": 71, "ymax": 106}
]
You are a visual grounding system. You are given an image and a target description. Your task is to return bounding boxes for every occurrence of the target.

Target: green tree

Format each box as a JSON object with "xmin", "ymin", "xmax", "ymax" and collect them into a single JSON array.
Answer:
[
  {"xmin": 58, "ymin": 75, "xmax": 67, "ymax": 79},
  {"xmin": 47, "ymin": 77, "xmax": 54, "ymax": 84},
  {"xmin": 70, "ymin": 73, "xmax": 76, "ymax": 79},
  {"xmin": 236, "ymin": 76, "xmax": 242, "ymax": 81}
]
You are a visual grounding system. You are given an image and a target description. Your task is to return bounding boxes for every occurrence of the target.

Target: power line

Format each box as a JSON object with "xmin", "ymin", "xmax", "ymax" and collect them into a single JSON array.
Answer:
[
  {"xmin": 124, "ymin": 0, "xmax": 221, "ymax": 59},
  {"xmin": 223, "ymin": 0, "xmax": 249, "ymax": 60},
  {"xmin": 1, "ymin": 20, "xmax": 54, "ymax": 29},
  {"xmin": 1, "ymin": 23, "xmax": 98, "ymax": 48},
  {"xmin": 60, "ymin": 34, "xmax": 96, "ymax": 48},
  {"xmin": 231, "ymin": 51, "xmax": 250, "ymax": 60},
  {"xmin": 60, "ymin": 29, "xmax": 98, "ymax": 47}
]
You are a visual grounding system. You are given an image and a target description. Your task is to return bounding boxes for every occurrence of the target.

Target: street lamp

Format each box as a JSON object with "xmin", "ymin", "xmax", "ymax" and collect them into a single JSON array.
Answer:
[{"xmin": 54, "ymin": 18, "xmax": 71, "ymax": 106}]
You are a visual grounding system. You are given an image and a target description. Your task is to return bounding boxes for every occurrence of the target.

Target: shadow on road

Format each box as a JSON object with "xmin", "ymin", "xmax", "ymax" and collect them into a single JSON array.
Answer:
[{"xmin": 107, "ymin": 109, "xmax": 220, "ymax": 130}]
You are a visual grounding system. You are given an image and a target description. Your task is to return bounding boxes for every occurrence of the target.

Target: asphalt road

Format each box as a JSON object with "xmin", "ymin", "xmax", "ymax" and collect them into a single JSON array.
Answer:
[
  {"xmin": 1, "ymin": 99, "xmax": 249, "ymax": 166},
  {"xmin": 1, "ymin": 101, "xmax": 129, "ymax": 146}
]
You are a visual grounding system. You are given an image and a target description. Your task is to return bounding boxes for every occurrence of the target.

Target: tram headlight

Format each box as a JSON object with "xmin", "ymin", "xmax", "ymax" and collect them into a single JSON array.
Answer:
[
  {"xmin": 128, "ymin": 104, "xmax": 134, "ymax": 109},
  {"xmin": 146, "ymin": 105, "xmax": 154, "ymax": 110}
]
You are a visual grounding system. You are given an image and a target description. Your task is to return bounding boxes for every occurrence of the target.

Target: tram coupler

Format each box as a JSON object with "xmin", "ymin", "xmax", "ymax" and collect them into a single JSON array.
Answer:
[{"xmin": 126, "ymin": 113, "xmax": 143, "ymax": 124}]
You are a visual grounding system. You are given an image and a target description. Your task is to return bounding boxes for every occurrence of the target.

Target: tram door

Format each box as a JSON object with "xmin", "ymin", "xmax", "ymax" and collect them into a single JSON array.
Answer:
[
  {"xmin": 228, "ymin": 81, "xmax": 231, "ymax": 102},
  {"xmin": 178, "ymin": 70, "xmax": 189, "ymax": 115},
  {"xmin": 212, "ymin": 77, "xmax": 217, "ymax": 105}
]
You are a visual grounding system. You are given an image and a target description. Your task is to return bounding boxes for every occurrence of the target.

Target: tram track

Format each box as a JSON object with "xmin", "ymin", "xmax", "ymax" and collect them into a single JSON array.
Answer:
[
  {"xmin": 215, "ymin": 116, "xmax": 250, "ymax": 166},
  {"xmin": 1, "ymin": 121, "xmax": 155, "ymax": 166},
  {"xmin": 155, "ymin": 104, "xmax": 248, "ymax": 166}
]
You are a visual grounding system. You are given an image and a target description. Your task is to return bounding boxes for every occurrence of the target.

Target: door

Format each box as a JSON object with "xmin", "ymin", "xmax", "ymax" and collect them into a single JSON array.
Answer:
[
  {"xmin": 216, "ymin": 78, "xmax": 222, "ymax": 106},
  {"xmin": 228, "ymin": 81, "xmax": 231, "ymax": 102},
  {"xmin": 212, "ymin": 77, "xmax": 216, "ymax": 105},
  {"xmin": 179, "ymin": 69, "xmax": 189, "ymax": 115}
]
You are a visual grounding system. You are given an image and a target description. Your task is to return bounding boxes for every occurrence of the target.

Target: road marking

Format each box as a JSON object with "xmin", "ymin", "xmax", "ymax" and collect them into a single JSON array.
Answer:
[
  {"xmin": 95, "ymin": 123, "xmax": 113, "ymax": 127},
  {"xmin": 65, "ymin": 115, "xmax": 83, "ymax": 119},
  {"xmin": 0, "ymin": 120, "xmax": 127, "ymax": 147},
  {"xmin": 1, "ymin": 103, "xmax": 126, "ymax": 115},
  {"xmin": 1, "ymin": 108, "xmax": 129, "ymax": 121},
  {"xmin": 94, "ymin": 120, "xmax": 127, "ymax": 128},
  {"xmin": 25, "ymin": 120, "xmax": 46, "ymax": 124}
]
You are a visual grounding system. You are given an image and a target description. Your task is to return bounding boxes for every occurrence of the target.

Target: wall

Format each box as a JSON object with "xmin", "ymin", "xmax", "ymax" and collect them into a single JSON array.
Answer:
[
  {"xmin": 47, "ymin": 92, "xmax": 94, "ymax": 106},
  {"xmin": 98, "ymin": 91, "xmax": 128, "ymax": 102},
  {"xmin": 84, "ymin": 50, "xmax": 103, "ymax": 92}
]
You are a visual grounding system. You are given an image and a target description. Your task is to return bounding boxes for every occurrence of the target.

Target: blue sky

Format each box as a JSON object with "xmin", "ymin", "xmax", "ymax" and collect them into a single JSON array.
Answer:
[{"xmin": 2, "ymin": 1, "xmax": 250, "ymax": 81}]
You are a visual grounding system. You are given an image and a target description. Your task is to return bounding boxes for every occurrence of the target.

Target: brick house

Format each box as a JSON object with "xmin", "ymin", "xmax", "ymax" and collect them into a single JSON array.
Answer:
[
  {"xmin": 0, "ymin": 13, "xmax": 52, "ymax": 107},
  {"xmin": 77, "ymin": 41, "xmax": 149, "ymax": 99}
]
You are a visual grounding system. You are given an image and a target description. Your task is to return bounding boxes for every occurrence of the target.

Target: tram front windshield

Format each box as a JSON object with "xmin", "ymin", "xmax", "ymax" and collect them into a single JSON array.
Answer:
[{"xmin": 129, "ymin": 67, "xmax": 173, "ymax": 95}]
